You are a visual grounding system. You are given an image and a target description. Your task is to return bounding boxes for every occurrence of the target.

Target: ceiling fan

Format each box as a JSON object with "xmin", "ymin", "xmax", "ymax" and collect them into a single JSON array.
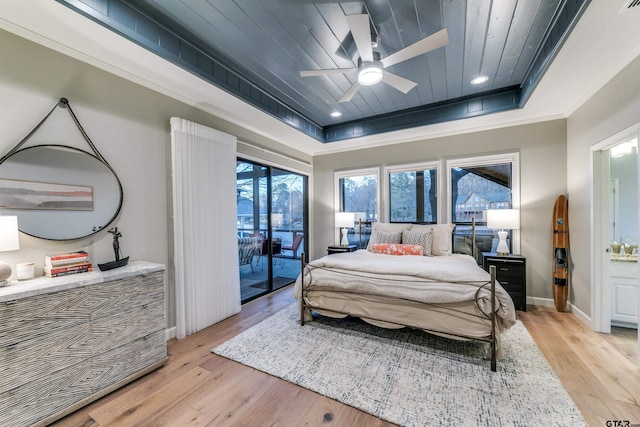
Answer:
[{"xmin": 300, "ymin": 14, "xmax": 449, "ymax": 103}]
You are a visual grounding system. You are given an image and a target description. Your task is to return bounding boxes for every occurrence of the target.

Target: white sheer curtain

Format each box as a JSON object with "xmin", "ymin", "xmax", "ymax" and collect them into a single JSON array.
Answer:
[{"xmin": 170, "ymin": 117, "xmax": 240, "ymax": 339}]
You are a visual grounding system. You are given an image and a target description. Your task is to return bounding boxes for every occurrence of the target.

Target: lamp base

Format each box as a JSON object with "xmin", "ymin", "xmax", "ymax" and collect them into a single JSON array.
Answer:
[
  {"xmin": 0, "ymin": 262, "xmax": 12, "ymax": 285},
  {"xmin": 496, "ymin": 230, "xmax": 510, "ymax": 256},
  {"xmin": 340, "ymin": 228, "xmax": 349, "ymax": 246}
]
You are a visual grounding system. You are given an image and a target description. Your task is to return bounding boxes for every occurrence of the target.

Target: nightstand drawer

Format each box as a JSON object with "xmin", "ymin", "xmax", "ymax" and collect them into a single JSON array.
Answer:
[
  {"xmin": 493, "ymin": 263, "xmax": 524, "ymax": 280},
  {"xmin": 496, "ymin": 276, "xmax": 522, "ymax": 290}
]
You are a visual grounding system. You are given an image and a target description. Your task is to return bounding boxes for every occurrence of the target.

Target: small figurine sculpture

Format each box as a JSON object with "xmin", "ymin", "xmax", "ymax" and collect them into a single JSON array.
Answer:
[
  {"xmin": 110, "ymin": 227, "xmax": 123, "ymax": 261},
  {"xmin": 98, "ymin": 227, "xmax": 129, "ymax": 271}
]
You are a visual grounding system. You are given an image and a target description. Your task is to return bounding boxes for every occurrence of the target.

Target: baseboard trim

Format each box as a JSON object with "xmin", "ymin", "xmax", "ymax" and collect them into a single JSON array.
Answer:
[
  {"xmin": 569, "ymin": 303, "xmax": 590, "ymax": 327},
  {"xmin": 165, "ymin": 326, "xmax": 176, "ymax": 341},
  {"xmin": 527, "ymin": 296, "xmax": 591, "ymax": 327},
  {"xmin": 527, "ymin": 296, "xmax": 555, "ymax": 307}
]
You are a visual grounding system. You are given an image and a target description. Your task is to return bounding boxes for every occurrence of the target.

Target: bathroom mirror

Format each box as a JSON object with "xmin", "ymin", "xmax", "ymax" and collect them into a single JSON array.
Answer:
[{"xmin": 0, "ymin": 145, "xmax": 123, "ymax": 240}]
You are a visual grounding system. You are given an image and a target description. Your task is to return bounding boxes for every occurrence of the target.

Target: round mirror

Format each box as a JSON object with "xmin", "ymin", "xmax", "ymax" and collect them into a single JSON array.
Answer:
[{"xmin": 0, "ymin": 145, "xmax": 123, "ymax": 240}]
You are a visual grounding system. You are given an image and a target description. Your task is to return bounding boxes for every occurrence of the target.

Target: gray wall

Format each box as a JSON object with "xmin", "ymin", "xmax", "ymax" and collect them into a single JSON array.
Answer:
[
  {"xmin": 313, "ymin": 120, "xmax": 568, "ymax": 302},
  {"xmin": 567, "ymin": 54, "xmax": 640, "ymax": 317},
  {"xmin": 0, "ymin": 29, "xmax": 309, "ymax": 328}
]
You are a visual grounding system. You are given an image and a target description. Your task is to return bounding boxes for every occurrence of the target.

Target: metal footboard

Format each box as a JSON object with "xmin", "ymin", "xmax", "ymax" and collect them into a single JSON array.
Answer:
[{"xmin": 299, "ymin": 252, "xmax": 499, "ymax": 372}]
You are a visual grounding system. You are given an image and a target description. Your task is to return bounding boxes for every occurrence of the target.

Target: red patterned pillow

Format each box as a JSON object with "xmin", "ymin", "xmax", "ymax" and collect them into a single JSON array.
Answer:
[{"xmin": 370, "ymin": 243, "xmax": 423, "ymax": 256}]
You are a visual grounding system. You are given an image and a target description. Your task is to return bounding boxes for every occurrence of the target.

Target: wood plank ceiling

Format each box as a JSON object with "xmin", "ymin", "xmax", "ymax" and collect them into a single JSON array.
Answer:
[{"xmin": 57, "ymin": 0, "xmax": 589, "ymax": 142}]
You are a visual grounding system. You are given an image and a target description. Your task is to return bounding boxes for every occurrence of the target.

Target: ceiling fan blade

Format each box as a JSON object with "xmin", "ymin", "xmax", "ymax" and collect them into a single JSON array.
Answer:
[
  {"xmin": 300, "ymin": 68, "xmax": 358, "ymax": 77},
  {"xmin": 346, "ymin": 14, "xmax": 373, "ymax": 63},
  {"xmin": 339, "ymin": 82, "xmax": 361, "ymax": 103},
  {"xmin": 382, "ymin": 72, "xmax": 417, "ymax": 94},
  {"xmin": 380, "ymin": 28, "xmax": 449, "ymax": 68}
]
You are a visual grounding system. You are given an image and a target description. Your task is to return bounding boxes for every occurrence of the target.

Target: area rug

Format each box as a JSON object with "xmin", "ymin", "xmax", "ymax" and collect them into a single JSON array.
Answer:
[{"xmin": 212, "ymin": 304, "xmax": 586, "ymax": 426}]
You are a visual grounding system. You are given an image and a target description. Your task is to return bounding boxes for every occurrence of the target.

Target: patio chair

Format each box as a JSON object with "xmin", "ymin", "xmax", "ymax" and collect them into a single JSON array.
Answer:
[
  {"xmin": 238, "ymin": 237, "xmax": 258, "ymax": 272},
  {"xmin": 281, "ymin": 233, "xmax": 303, "ymax": 259}
]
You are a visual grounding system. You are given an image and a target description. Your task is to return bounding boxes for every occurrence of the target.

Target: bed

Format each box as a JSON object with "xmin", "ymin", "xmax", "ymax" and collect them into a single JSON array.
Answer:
[{"xmin": 293, "ymin": 222, "xmax": 517, "ymax": 371}]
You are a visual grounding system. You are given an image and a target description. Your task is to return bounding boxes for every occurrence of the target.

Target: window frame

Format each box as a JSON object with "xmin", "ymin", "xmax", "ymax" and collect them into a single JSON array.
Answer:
[
  {"xmin": 446, "ymin": 152, "xmax": 520, "ymax": 253},
  {"xmin": 334, "ymin": 167, "xmax": 380, "ymax": 241},
  {"xmin": 383, "ymin": 161, "xmax": 440, "ymax": 224}
]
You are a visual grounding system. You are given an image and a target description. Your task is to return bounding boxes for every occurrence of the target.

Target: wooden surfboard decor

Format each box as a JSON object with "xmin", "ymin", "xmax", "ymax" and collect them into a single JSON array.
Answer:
[{"xmin": 552, "ymin": 195, "xmax": 570, "ymax": 312}]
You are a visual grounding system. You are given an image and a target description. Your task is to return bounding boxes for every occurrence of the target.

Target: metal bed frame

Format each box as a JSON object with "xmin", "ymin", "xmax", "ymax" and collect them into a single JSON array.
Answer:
[{"xmin": 298, "ymin": 219, "xmax": 500, "ymax": 371}]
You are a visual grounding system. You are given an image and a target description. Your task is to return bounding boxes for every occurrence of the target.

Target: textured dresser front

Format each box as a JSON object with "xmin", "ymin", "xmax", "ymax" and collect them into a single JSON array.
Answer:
[{"xmin": 0, "ymin": 262, "xmax": 166, "ymax": 427}]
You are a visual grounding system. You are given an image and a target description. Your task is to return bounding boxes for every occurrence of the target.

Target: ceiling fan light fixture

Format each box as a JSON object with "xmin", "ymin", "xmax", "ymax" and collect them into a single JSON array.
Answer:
[{"xmin": 358, "ymin": 63, "xmax": 383, "ymax": 85}]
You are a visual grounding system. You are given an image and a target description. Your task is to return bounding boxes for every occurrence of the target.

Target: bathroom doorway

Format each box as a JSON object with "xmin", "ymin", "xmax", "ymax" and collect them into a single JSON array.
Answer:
[{"xmin": 592, "ymin": 124, "xmax": 639, "ymax": 366}]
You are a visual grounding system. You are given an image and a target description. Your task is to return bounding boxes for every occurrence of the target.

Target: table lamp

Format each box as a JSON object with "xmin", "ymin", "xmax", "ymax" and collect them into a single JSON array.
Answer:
[
  {"xmin": 0, "ymin": 216, "xmax": 20, "ymax": 285},
  {"xmin": 487, "ymin": 209, "xmax": 519, "ymax": 256},
  {"xmin": 335, "ymin": 212, "xmax": 355, "ymax": 246}
]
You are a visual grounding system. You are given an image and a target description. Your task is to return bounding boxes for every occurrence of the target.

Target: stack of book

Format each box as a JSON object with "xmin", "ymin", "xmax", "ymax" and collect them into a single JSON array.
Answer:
[{"xmin": 44, "ymin": 251, "xmax": 93, "ymax": 277}]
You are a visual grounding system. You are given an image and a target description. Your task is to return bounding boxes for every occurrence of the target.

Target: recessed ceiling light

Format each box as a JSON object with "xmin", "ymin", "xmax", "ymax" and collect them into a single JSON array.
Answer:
[
  {"xmin": 330, "ymin": 111, "xmax": 342, "ymax": 117},
  {"xmin": 471, "ymin": 75, "xmax": 489, "ymax": 85}
]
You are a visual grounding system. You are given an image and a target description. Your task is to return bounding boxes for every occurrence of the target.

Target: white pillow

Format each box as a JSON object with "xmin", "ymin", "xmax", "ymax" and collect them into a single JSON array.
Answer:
[
  {"xmin": 410, "ymin": 223, "xmax": 454, "ymax": 256},
  {"xmin": 366, "ymin": 223, "xmax": 412, "ymax": 251}
]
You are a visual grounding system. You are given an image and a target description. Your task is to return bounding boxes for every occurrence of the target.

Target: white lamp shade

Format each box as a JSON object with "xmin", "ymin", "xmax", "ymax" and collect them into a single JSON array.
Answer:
[
  {"xmin": 0, "ymin": 216, "xmax": 19, "ymax": 252},
  {"xmin": 486, "ymin": 209, "xmax": 520, "ymax": 230},
  {"xmin": 353, "ymin": 212, "xmax": 367, "ymax": 223},
  {"xmin": 335, "ymin": 212, "xmax": 355, "ymax": 228}
]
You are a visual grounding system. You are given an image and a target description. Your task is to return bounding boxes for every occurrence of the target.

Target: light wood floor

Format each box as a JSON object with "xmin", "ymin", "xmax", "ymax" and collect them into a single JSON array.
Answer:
[{"xmin": 53, "ymin": 287, "xmax": 640, "ymax": 427}]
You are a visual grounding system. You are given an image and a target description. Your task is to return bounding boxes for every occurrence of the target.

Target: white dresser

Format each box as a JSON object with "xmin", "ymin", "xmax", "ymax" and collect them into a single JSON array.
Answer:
[{"xmin": 0, "ymin": 261, "xmax": 167, "ymax": 426}]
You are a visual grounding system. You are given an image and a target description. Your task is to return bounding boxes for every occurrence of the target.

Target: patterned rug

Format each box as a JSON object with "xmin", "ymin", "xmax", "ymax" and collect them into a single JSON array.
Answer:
[{"xmin": 212, "ymin": 304, "xmax": 586, "ymax": 426}]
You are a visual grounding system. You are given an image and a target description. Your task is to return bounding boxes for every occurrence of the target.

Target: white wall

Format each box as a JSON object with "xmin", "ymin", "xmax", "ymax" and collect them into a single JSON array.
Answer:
[
  {"xmin": 313, "ymin": 120, "xmax": 568, "ymax": 302},
  {"xmin": 567, "ymin": 54, "xmax": 640, "ymax": 317},
  {"xmin": 0, "ymin": 29, "xmax": 309, "ymax": 328}
]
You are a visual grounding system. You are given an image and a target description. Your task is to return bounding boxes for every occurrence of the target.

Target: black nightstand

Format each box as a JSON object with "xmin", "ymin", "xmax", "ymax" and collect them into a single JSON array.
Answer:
[
  {"xmin": 482, "ymin": 252, "xmax": 527, "ymax": 311},
  {"xmin": 327, "ymin": 244, "xmax": 357, "ymax": 255}
]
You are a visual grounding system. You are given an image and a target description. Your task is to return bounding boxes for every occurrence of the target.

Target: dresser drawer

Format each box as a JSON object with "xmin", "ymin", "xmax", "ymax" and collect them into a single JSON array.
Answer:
[
  {"xmin": 0, "ymin": 358, "xmax": 93, "ymax": 427},
  {"xmin": 0, "ymin": 322, "xmax": 91, "ymax": 394},
  {"xmin": 0, "ymin": 287, "xmax": 90, "ymax": 347},
  {"xmin": 90, "ymin": 298, "xmax": 165, "ymax": 355},
  {"xmin": 91, "ymin": 330, "xmax": 167, "ymax": 392},
  {"xmin": 88, "ymin": 271, "xmax": 164, "ymax": 321}
]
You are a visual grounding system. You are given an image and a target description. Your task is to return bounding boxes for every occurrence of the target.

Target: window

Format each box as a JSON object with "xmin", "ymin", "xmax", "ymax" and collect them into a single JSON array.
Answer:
[
  {"xmin": 335, "ymin": 168, "xmax": 379, "ymax": 246},
  {"xmin": 447, "ymin": 153, "xmax": 520, "ymax": 254},
  {"xmin": 333, "ymin": 155, "xmax": 519, "ymax": 254},
  {"xmin": 385, "ymin": 162, "xmax": 438, "ymax": 223},
  {"xmin": 335, "ymin": 168, "xmax": 379, "ymax": 220}
]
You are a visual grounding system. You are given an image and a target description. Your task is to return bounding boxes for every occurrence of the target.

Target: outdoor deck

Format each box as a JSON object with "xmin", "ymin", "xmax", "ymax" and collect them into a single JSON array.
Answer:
[{"xmin": 240, "ymin": 254, "xmax": 302, "ymax": 301}]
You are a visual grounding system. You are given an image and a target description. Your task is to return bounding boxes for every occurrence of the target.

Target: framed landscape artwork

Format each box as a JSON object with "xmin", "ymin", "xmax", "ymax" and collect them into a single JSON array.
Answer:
[{"xmin": 0, "ymin": 178, "xmax": 93, "ymax": 211}]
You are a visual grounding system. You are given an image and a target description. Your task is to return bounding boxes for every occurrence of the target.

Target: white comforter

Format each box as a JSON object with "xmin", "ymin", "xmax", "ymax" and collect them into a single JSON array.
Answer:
[{"xmin": 294, "ymin": 250, "xmax": 516, "ymax": 330}]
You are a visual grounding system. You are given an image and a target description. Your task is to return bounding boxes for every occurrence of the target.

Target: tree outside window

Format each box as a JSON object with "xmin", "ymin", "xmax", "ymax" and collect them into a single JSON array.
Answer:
[
  {"xmin": 388, "ymin": 168, "xmax": 437, "ymax": 223},
  {"xmin": 335, "ymin": 169, "xmax": 379, "ymax": 247}
]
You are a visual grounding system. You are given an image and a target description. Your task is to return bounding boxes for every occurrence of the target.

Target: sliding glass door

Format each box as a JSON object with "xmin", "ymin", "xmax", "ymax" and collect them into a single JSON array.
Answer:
[{"xmin": 236, "ymin": 159, "xmax": 308, "ymax": 303}]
